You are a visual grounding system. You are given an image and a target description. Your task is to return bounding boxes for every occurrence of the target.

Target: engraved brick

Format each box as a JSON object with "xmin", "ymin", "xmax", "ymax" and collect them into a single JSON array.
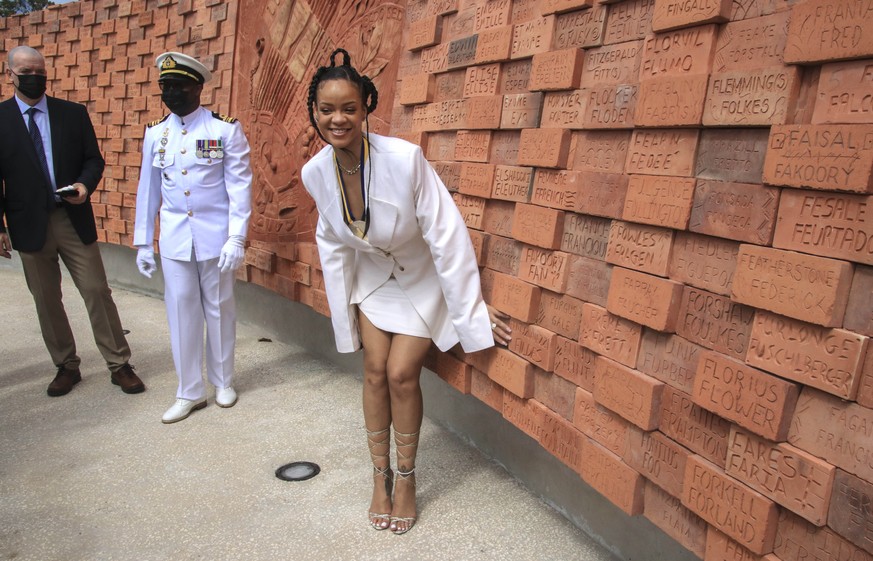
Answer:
[
  {"xmin": 557, "ymin": 338, "xmax": 597, "ymax": 390},
  {"xmin": 454, "ymin": 130, "xmax": 492, "ymax": 162},
  {"xmin": 706, "ymin": 527, "xmax": 769, "ymax": 561},
  {"xmin": 582, "ymin": 40, "xmax": 643, "ymax": 85},
  {"xmin": 773, "ymin": 189, "xmax": 873, "ymax": 266},
  {"xmin": 420, "ymin": 42, "xmax": 450, "ymax": 74},
  {"xmin": 427, "ymin": 131, "xmax": 458, "ymax": 161},
  {"xmin": 490, "ymin": 130, "xmax": 521, "ymax": 165},
  {"xmin": 713, "ymin": 11, "xmax": 790, "ymax": 72},
  {"xmin": 677, "ymin": 286, "xmax": 755, "ymax": 360},
  {"xmin": 789, "ymin": 387, "xmax": 873, "ymax": 482},
  {"xmin": 512, "ymin": 203, "xmax": 564, "ymax": 249},
  {"xmin": 463, "ymin": 63, "xmax": 502, "ymax": 97},
  {"xmin": 732, "ymin": 244, "xmax": 854, "ymax": 327},
  {"xmin": 483, "ymin": 198, "xmax": 515, "ymax": 236},
  {"xmin": 488, "ymin": 347, "xmax": 535, "ymax": 398},
  {"xmin": 694, "ymin": 350, "xmax": 800, "ymax": 441},
  {"xmin": 814, "ymin": 59, "xmax": 873, "ymax": 125},
  {"xmin": 578, "ymin": 172, "xmax": 630, "ymax": 219},
  {"xmin": 728, "ymin": 0, "xmax": 794, "ymax": 21},
  {"xmin": 432, "ymin": 160, "xmax": 461, "ymax": 191},
  {"xmin": 704, "ymin": 66, "xmax": 801, "ymax": 126},
  {"xmin": 491, "ymin": 270, "xmax": 542, "ymax": 322},
  {"xmin": 517, "ymin": 128, "xmax": 571, "ymax": 168},
  {"xmin": 531, "ymin": 169, "xmax": 581, "ymax": 211},
  {"xmin": 540, "ymin": 90, "xmax": 587, "ymax": 129},
  {"xmin": 644, "ymin": 482, "xmax": 707, "ymax": 559},
  {"xmin": 574, "ymin": 386, "xmax": 630, "ymax": 453},
  {"xmin": 500, "ymin": 59, "xmax": 532, "ymax": 94},
  {"xmin": 518, "ymin": 246, "xmax": 571, "ymax": 292},
  {"xmin": 669, "ymin": 231, "xmax": 739, "ymax": 296},
  {"xmin": 452, "ymin": 193, "xmax": 486, "ymax": 229},
  {"xmin": 639, "ymin": 24, "xmax": 718, "ymax": 79},
  {"xmin": 434, "ymin": 351, "xmax": 472, "ymax": 394},
  {"xmin": 485, "ymin": 234, "xmax": 522, "ymax": 275},
  {"xmin": 400, "ymin": 73, "xmax": 435, "ymax": 106},
  {"xmin": 829, "ymin": 469, "xmax": 873, "ymax": 554},
  {"xmin": 690, "ymin": 180, "xmax": 779, "ymax": 245},
  {"xmin": 784, "ymin": 0, "xmax": 873, "ymax": 64},
  {"xmin": 554, "ymin": 4, "xmax": 607, "ymax": 49},
  {"xmin": 727, "ymin": 426, "xmax": 836, "ymax": 526},
  {"xmin": 537, "ymin": 291, "xmax": 585, "ymax": 340},
  {"xmin": 408, "ymin": 14, "xmax": 442, "ymax": 51},
  {"xmin": 623, "ymin": 174, "xmax": 695, "ymax": 229},
  {"xmin": 512, "ymin": 0, "xmax": 541, "ymax": 24},
  {"xmin": 580, "ymin": 303, "xmax": 643, "ymax": 368},
  {"xmin": 637, "ymin": 330, "xmax": 703, "ymax": 394},
  {"xmin": 559, "ymin": 211, "xmax": 605, "ymax": 259},
  {"xmin": 471, "ymin": 368, "xmax": 503, "ymax": 411},
  {"xmin": 660, "ymin": 385, "xmax": 731, "ymax": 468},
  {"xmin": 511, "ymin": 15, "xmax": 557, "ymax": 59},
  {"xmin": 583, "ymin": 84, "xmax": 638, "ymax": 129},
  {"xmin": 434, "ymin": 70, "xmax": 467, "ymax": 101},
  {"xmin": 859, "ymin": 344, "xmax": 873, "ymax": 407},
  {"xmin": 683, "ymin": 454, "xmax": 779, "ymax": 554},
  {"xmin": 503, "ymin": 391, "xmax": 545, "ymax": 440},
  {"xmin": 535, "ymin": 369, "xmax": 577, "ymax": 420},
  {"xmin": 492, "ymin": 165, "xmax": 533, "ymax": 202},
  {"xmin": 464, "ymin": 96, "xmax": 504, "ymax": 129},
  {"xmin": 604, "ymin": 0, "xmax": 655, "ymax": 45},
  {"xmin": 572, "ymin": 130, "xmax": 631, "ymax": 173},
  {"xmin": 448, "ymin": 35, "xmax": 479, "ymax": 70},
  {"xmin": 594, "ymin": 355, "xmax": 664, "ymax": 430},
  {"xmin": 474, "ymin": 0, "xmax": 511, "ymax": 31},
  {"xmin": 775, "ymin": 508, "xmax": 873, "ymax": 561},
  {"xmin": 500, "ymin": 93, "xmax": 543, "ymax": 129},
  {"xmin": 625, "ymin": 129, "xmax": 699, "ymax": 177},
  {"xmin": 695, "ymin": 128, "xmax": 769, "ymax": 184},
  {"xmin": 459, "ymin": 162, "xmax": 495, "ymax": 198},
  {"xmin": 636, "ymin": 74, "xmax": 708, "ymax": 127},
  {"xmin": 608, "ymin": 267, "xmax": 684, "ymax": 332},
  {"xmin": 653, "ymin": 0, "xmax": 731, "ymax": 32},
  {"xmin": 846, "ymin": 264, "xmax": 873, "ymax": 337},
  {"xmin": 625, "ymin": 427, "xmax": 691, "ymax": 497},
  {"xmin": 529, "ymin": 48, "xmax": 585, "ymax": 91},
  {"xmin": 579, "ymin": 437, "xmax": 645, "ymax": 515},
  {"xmin": 426, "ymin": 0, "xmax": 459, "ymax": 17},
  {"xmin": 475, "ymin": 24, "xmax": 513, "ymax": 64},
  {"xmin": 567, "ymin": 254, "xmax": 612, "ymax": 306},
  {"xmin": 540, "ymin": 407, "xmax": 586, "ymax": 468},
  {"xmin": 763, "ymin": 124, "xmax": 873, "ymax": 193},
  {"xmin": 508, "ymin": 319, "xmax": 557, "ymax": 371},
  {"xmin": 747, "ymin": 309, "xmax": 868, "ymax": 400},
  {"xmin": 606, "ymin": 220, "xmax": 674, "ymax": 277}
]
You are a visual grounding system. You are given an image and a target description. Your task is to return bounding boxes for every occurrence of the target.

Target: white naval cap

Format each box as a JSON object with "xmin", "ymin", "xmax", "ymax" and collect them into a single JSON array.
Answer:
[{"xmin": 155, "ymin": 51, "xmax": 212, "ymax": 84}]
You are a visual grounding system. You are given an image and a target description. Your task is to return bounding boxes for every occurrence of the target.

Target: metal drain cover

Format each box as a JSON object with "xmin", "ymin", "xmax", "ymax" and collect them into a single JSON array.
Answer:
[{"xmin": 275, "ymin": 461, "xmax": 320, "ymax": 482}]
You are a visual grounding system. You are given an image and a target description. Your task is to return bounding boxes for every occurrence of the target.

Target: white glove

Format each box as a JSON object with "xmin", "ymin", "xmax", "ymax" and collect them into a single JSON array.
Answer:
[
  {"xmin": 217, "ymin": 235, "xmax": 245, "ymax": 273},
  {"xmin": 136, "ymin": 246, "xmax": 156, "ymax": 278}
]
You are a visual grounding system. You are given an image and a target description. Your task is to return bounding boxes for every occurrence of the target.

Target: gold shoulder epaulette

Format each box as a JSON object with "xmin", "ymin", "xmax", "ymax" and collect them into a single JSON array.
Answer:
[
  {"xmin": 212, "ymin": 112, "xmax": 238, "ymax": 123},
  {"xmin": 147, "ymin": 114, "xmax": 170, "ymax": 128}
]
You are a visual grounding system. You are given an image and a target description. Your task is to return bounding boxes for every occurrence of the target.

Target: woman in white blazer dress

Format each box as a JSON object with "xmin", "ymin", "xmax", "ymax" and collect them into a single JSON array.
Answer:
[{"xmin": 301, "ymin": 50, "xmax": 510, "ymax": 535}]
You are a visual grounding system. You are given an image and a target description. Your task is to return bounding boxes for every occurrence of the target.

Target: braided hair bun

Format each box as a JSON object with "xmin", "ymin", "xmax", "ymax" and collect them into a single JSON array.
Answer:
[{"xmin": 307, "ymin": 48, "xmax": 379, "ymax": 142}]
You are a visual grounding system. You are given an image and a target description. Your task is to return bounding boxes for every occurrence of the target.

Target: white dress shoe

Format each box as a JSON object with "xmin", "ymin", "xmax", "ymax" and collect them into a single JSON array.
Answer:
[
  {"xmin": 215, "ymin": 386, "xmax": 238, "ymax": 408},
  {"xmin": 162, "ymin": 398, "xmax": 207, "ymax": 424}
]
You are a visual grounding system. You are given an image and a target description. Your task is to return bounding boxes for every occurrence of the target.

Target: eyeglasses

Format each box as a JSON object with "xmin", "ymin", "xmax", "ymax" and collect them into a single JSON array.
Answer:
[{"xmin": 158, "ymin": 81, "xmax": 195, "ymax": 92}]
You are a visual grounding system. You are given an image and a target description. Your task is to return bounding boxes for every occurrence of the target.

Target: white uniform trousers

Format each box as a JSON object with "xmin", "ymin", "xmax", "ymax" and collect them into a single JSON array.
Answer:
[{"xmin": 161, "ymin": 254, "xmax": 236, "ymax": 400}]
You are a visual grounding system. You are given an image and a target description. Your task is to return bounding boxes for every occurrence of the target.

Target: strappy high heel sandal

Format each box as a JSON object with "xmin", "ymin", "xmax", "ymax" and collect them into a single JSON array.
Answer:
[
  {"xmin": 390, "ymin": 429, "xmax": 419, "ymax": 535},
  {"xmin": 366, "ymin": 427, "xmax": 393, "ymax": 530}
]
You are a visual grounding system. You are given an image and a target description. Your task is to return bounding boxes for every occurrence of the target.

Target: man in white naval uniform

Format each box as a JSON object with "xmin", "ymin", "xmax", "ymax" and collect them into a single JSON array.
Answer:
[{"xmin": 133, "ymin": 52, "xmax": 253, "ymax": 423}]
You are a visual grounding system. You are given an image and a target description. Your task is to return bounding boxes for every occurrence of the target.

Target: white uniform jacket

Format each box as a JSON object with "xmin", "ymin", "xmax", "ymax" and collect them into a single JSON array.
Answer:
[
  {"xmin": 133, "ymin": 106, "xmax": 252, "ymax": 261},
  {"xmin": 301, "ymin": 133, "xmax": 494, "ymax": 354}
]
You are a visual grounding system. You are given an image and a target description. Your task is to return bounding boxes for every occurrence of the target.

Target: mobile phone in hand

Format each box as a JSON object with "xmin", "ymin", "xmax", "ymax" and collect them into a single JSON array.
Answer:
[{"xmin": 56, "ymin": 186, "xmax": 78, "ymax": 198}]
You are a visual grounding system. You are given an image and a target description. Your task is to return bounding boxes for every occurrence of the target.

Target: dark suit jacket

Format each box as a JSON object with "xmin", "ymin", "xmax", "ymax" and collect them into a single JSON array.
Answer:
[{"xmin": 0, "ymin": 95, "xmax": 105, "ymax": 252}]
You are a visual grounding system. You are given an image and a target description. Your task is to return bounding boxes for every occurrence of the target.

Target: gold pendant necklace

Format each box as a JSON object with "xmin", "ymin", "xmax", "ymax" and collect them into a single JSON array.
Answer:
[{"xmin": 336, "ymin": 159, "xmax": 361, "ymax": 175}]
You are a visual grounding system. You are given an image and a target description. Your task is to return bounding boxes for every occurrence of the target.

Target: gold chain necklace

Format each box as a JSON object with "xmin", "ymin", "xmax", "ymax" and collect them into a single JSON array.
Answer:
[{"xmin": 336, "ymin": 159, "xmax": 361, "ymax": 175}]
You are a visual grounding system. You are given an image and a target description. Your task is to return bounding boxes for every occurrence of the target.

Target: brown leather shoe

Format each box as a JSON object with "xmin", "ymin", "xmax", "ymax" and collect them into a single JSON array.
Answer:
[
  {"xmin": 47, "ymin": 366, "xmax": 82, "ymax": 397},
  {"xmin": 111, "ymin": 363, "xmax": 145, "ymax": 394}
]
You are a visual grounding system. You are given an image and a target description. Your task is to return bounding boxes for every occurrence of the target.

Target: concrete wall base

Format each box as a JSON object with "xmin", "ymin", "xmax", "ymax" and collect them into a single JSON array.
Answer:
[{"xmin": 102, "ymin": 243, "xmax": 698, "ymax": 561}]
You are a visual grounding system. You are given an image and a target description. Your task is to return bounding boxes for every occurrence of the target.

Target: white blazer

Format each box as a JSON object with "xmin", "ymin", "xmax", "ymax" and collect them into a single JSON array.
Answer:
[{"xmin": 301, "ymin": 133, "xmax": 494, "ymax": 354}]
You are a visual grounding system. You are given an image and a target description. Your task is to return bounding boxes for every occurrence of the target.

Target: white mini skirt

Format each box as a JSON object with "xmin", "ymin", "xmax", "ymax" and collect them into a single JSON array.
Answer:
[{"xmin": 355, "ymin": 277, "xmax": 432, "ymax": 338}]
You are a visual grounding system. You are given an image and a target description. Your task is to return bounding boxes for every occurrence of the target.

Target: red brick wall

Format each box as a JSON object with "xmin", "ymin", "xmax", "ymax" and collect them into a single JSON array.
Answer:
[
  {"xmin": 4, "ymin": 1, "xmax": 873, "ymax": 559},
  {"xmin": 401, "ymin": 1, "xmax": 873, "ymax": 559}
]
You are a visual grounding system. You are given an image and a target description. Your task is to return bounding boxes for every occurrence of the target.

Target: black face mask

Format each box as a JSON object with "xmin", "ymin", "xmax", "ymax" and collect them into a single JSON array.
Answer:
[
  {"xmin": 14, "ymin": 72, "xmax": 47, "ymax": 99},
  {"xmin": 161, "ymin": 89, "xmax": 190, "ymax": 114}
]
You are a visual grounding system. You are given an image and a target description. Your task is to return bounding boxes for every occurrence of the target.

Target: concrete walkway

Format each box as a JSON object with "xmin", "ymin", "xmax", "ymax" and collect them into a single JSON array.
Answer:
[{"xmin": 0, "ymin": 258, "xmax": 619, "ymax": 561}]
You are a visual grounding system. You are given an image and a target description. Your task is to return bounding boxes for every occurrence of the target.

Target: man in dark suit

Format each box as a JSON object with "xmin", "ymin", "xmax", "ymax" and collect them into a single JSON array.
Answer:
[{"xmin": 0, "ymin": 45, "xmax": 145, "ymax": 397}]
